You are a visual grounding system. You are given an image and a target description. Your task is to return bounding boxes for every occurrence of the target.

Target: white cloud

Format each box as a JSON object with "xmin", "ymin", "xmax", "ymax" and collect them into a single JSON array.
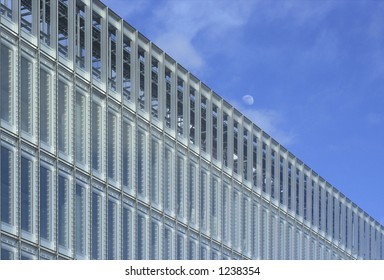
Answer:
[
  {"xmin": 242, "ymin": 95, "xmax": 254, "ymax": 105},
  {"xmin": 231, "ymin": 101, "xmax": 296, "ymax": 147}
]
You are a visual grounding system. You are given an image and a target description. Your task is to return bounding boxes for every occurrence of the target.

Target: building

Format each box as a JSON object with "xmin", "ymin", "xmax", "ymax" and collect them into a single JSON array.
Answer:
[{"xmin": 0, "ymin": 0, "xmax": 383, "ymax": 260}]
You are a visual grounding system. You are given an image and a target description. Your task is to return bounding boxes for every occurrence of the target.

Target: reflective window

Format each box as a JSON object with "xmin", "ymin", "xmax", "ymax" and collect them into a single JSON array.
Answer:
[
  {"xmin": 40, "ymin": 165, "xmax": 52, "ymax": 242},
  {"xmin": 151, "ymin": 58, "xmax": 159, "ymax": 118},
  {"xmin": 75, "ymin": 2, "xmax": 86, "ymax": 69},
  {"xmin": 92, "ymin": 12, "xmax": 102, "ymax": 80},
  {"xmin": 21, "ymin": 0, "xmax": 33, "ymax": 33},
  {"xmin": 0, "ymin": 0, "xmax": 12, "ymax": 20},
  {"xmin": 151, "ymin": 220, "xmax": 159, "ymax": 259},
  {"xmin": 21, "ymin": 56, "xmax": 34, "ymax": 135},
  {"xmin": 58, "ymin": 174, "xmax": 69, "ymax": 249},
  {"xmin": 176, "ymin": 77, "xmax": 184, "ymax": 135},
  {"xmin": 75, "ymin": 91, "xmax": 87, "ymax": 165},
  {"xmin": 75, "ymin": 183, "xmax": 87, "ymax": 257},
  {"xmin": 200, "ymin": 96, "xmax": 207, "ymax": 152},
  {"xmin": 164, "ymin": 148, "xmax": 173, "ymax": 212},
  {"xmin": 58, "ymin": 0, "xmax": 69, "ymax": 57},
  {"xmin": 138, "ymin": 47, "xmax": 145, "ymax": 110},
  {"xmin": 108, "ymin": 111, "xmax": 118, "ymax": 182},
  {"xmin": 108, "ymin": 24, "xmax": 117, "ymax": 91},
  {"xmin": 122, "ymin": 121, "xmax": 131, "ymax": 191},
  {"xmin": 107, "ymin": 198, "xmax": 118, "ymax": 260},
  {"xmin": 123, "ymin": 36, "xmax": 131, "ymax": 101},
  {"xmin": 91, "ymin": 190, "xmax": 103, "ymax": 259},
  {"xmin": 21, "ymin": 156, "xmax": 34, "ymax": 234},
  {"xmin": 188, "ymin": 163, "xmax": 196, "ymax": 225},
  {"xmin": 40, "ymin": 0, "xmax": 52, "ymax": 46},
  {"xmin": 137, "ymin": 131, "xmax": 146, "ymax": 197},
  {"xmin": 58, "ymin": 79, "xmax": 70, "ymax": 155},
  {"xmin": 151, "ymin": 139, "xmax": 159, "ymax": 205},
  {"xmin": 176, "ymin": 156, "xmax": 184, "ymax": 218},
  {"xmin": 137, "ymin": 213, "xmax": 146, "ymax": 259},
  {"xmin": 40, "ymin": 67, "xmax": 53, "ymax": 146},
  {"xmin": 1, "ymin": 146, "xmax": 13, "ymax": 226},
  {"xmin": 0, "ymin": 43, "xmax": 13, "ymax": 126},
  {"xmin": 122, "ymin": 204, "xmax": 132, "ymax": 259},
  {"xmin": 165, "ymin": 68, "xmax": 172, "ymax": 128},
  {"xmin": 189, "ymin": 87, "xmax": 196, "ymax": 144}
]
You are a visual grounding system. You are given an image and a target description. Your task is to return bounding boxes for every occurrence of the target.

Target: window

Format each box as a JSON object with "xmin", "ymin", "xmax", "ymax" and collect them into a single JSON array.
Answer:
[
  {"xmin": 262, "ymin": 142, "xmax": 266, "ymax": 192},
  {"xmin": 188, "ymin": 238, "xmax": 197, "ymax": 260},
  {"xmin": 107, "ymin": 198, "xmax": 118, "ymax": 260},
  {"xmin": 58, "ymin": 0, "xmax": 69, "ymax": 57},
  {"xmin": 288, "ymin": 162, "xmax": 292, "ymax": 210},
  {"xmin": 108, "ymin": 110, "xmax": 118, "ymax": 182},
  {"xmin": 138, "ymin": 47, "xmax": 145, "ymax": 110},
  {"xmin": 21, "ymin": 56, "xmax": 34, "ymax": 135},
  {"xmin": 108, "ymin": 24, "xmax": 117, "ymax": 91},
  {"xmin": 176, "ymin": 156, "xmax": 184, "ymax": 217},
  {"xmin": 212, "ymin": 105, "xmax": 218, "ymax": 160},
  {"xmin": 151, "ymin": 58, "xmax": 159, "ymax": 118},
  {"xmin": 163, "ymin": 227, "xmax": 173, "ymax": 260},
  {"xmin": 223, "ymin": 113, "xmax": 229, "ymax": 166},
  {"xmin": 151, "ymin": 139, "xmax": 159, "ymax": 205},
  {"xmin": 222, "ymin": 185, "xmax": 230, "ymax": 244},
  {"xmin": 137, "ymin": 131, "xmax": 146, "ymax": 197},
  {"xmin": 201, "ymin": 96, "xmax": 207, "ymax": 152},
  {"xmin": 241, "ymin": 197, "xmax": 249, "ymax": 253},
  {"xmin": 122, "ymin": 204, "xmax": 132, "ymax": 259},
  {"xmin": 189, "ymin": 87, "xmax": 196, "ymax": 144},
  {"xmin": 296, "ymin": 169, "xmax": 300, "ymax": 216},
  {"xmin": 1, "ymin": 146, "xmax": 14, "ymax": 227},
  {"xmin": 188, "ymin": 163, "xmax": 196, "ymax": 225},
  {"xmin": 21, "ymin": 0, "xmax": 33, "ymax": 33},
  {"xmin": 279, "ymin": 156, "xmax": 284, "ymax": 204},
  {"xmin": 75, "ymin": 183, "xmax": 87, "ymax": 257},
  {"xmin": 58, "ymin": 174, "xmax": 70, "ymax": 250},
  {"xmin": 243, "ymin": 129, "xmax": 248, "ymax": 179},
  {"xmin": 58, "ymin": 79, "xmax": 70, "ymax": 155},
  {"xmin": 21, "ymin": 155, "xmax": 34, "ymax": 236},
  {"xmin": 177, "ymin": 77, "xmax": 184, "ymax": 135},
  {"xmin": 122, "ymin": 120, "xmax": 131, "ymax": 191},
  {"xmin": 137, "ymin": 213, "xmax": 147, "ymax": 259},
  {"xmin": 40, "ymin": 0, "xmax": 52, "ymax": 46},
  {"xmin": 232, "ymin": 190, "xmax": 240, "ymax": 248},
  {"xmin": 211, "ymin": 178, "xmax": 218, "ymax": 236},
  {"xmin": 92, "ymin": 94, "xmax": 104, "ymax": 174},
  {"xmin": 304, "ymin": 175, "xmax": 308, "ymax": 220},
  {"xmin": 40, "ymin": 67, "xmax": 53, "ymax": 147},
  {"xmin": 0, "ymin": 0, "xmax": 12, "ymax": 20},
  {"xmin": 233, "ymin": 122, "xmax": 239, "ymax": 173},
  {"xmin": 0, "ymin": 43, "xmax": 13, "ymax": 126},
  {"xmin": 151, "ymin": 220, "xmax": 159, "ymax": 259},
  {"xmin": 271, "ymin": 150, "xmax": 276, "ymax": 199},
  {"xmin": 91, "ymin": 190, "xmax": 103, "ymax": 260},
  {"xmin": 164, "ymin": 148, "xmax": 173, "ymax": 212},
  {"xmin": 200, "ymin": 171, "xmax": 208, "ymax": 231},
  {"xmin": 252, "ymin": 135, "xmax": 258, "ymax": 188},
  {"xmin": 92, "ymin": 12, "xmax": 102, "ymax": 80},
  {"xmin": 75, "ymin": 1, "xmax": 86, "ymax": 69},
  {"xmin": 40, "ymin": 164, "xmax": 53, "ymax": 243},
  {"xmin": 75, "ymin": 91, "xmax": 87, "ymax": 165},
  {"xmin": 165, "ymin": 68, "xmax": 172, "ymax": 128},
  {"xmin": 123, "ymin": 36, "xmax": 131, "ymax": 101},
  {"xmin": 176, "ymin": 234, "xmax": 184, "ymax": 260}
]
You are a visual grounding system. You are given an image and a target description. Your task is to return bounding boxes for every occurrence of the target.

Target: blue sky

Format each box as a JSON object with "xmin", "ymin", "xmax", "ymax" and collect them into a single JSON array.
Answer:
[{"xmin": 102, "ymin": 0, "xmax": 384, "ymax": 224}]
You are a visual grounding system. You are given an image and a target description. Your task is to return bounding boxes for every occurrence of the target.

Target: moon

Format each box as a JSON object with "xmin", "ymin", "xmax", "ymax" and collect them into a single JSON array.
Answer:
[{"xmin": 242, "ymin": 95, "xmax": 254, "ymax": 105}]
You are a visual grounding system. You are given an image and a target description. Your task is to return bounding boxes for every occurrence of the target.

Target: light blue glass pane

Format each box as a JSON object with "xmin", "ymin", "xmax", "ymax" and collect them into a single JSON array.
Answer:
[
  {"xmin": 75, "ymin": 184, "xmax": 85, "ymax": 255},
  {"xmin": 40, "ymin": 166, "xmax": 50, "ymax": 240},
  {"xmin": 58, "ymin": 176, "xmax": 68, "ymax": 247},
  {"xmin": 21, "ymin": 157, "xmax": 32, "ymax": 232},
  {"xmin": 107, "ymin": 200, "xmax": 116, "ymax": 260},
  {"xmin": 1, "ymin": 147, "xmax": 11, "ymax": 224}
]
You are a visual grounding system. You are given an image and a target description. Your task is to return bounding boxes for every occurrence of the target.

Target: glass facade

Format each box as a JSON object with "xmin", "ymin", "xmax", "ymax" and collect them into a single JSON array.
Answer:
[{"xmin": 0, "ymin": 0, "xmax": 383, "ymax": 260}]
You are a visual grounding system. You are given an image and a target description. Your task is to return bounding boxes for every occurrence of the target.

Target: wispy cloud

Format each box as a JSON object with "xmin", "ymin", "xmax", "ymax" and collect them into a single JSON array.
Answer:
[
  {"xmin": 148, "ymin": 0, "xmax": 256, "ymax": 72},
  {"xmin": 231, "ymin": 101, "xmax": 296, "ymax": 147}
]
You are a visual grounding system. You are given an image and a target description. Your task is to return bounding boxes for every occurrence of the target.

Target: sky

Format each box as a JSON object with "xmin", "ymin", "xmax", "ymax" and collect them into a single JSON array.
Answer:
[{"xmin": 102, "ymin": 0, "xmax": 384, "ymax": 224}]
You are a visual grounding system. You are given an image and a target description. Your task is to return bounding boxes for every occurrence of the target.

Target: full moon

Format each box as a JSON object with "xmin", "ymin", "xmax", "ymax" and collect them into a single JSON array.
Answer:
[{"xmin": 242, "ymin": 94, "xmax": 254, "ymax": 105}]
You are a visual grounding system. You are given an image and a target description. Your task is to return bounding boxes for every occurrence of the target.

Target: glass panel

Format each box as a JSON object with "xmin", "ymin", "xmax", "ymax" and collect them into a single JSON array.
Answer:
[
  {"xmin": 107, "ymin": 199, "xmax": 117, "ymax": 260},
  {"xmin": 75, "ymin": 1, "xmax": 86, "ymax": 69},
  {"xmin": 1, "ymin": 147, "xmax": 13, "ymax": 225},
  {"xmin": 164, "ymin": 148, "xmax": 172, "ymax": 212},
  {"xmin": 107, "ymin": 111, "xmax": 117, "ymax": 181},
  {"xmin": 200, "ymin": 171, "xmax": 207, "ymax": 230},
  {"xmin": 75, "ymin": 184, "xmax": 86, "ymax": 256},
  {"xmin": 212, "ymin": 105, "xmax": 218, "ymax": 159},
  {"xmin": 176, "ymin": 156, "xmax": 184, "ymax": 217},
  {"xmin": 40, "ymin": 68, "xmax": 52, "ymax": 146},
  {"xmin": 122, "ymin": 36, "xmax": 131, "ymax": 101},
  {"xmin": 58, "ymin": 0, "xmax": 69, "ymax": 57},
  {"xmin": 92, "ymin": 100, "xmax": 102, "ymax": 172},
  {"xmin": 40, "ymin": 165, "xmax": 52, "ymax": 241},
  {"xmin": 137, "ymin": 131, "xmax": 146, "ymax": 197},
  {"xmin": 92, "ymin": 12, "xmax": 102, "ymax": 80},
  {"xmin": 75, "ymin": 92, "xmax": 86, "ymax": 164},
  {"xmin": 176, "ymin": 78, "xmax": 184, "ymax": 135},
  {"xmin": 21, "ymin": 156, "xmax": 33, "ymax": 233},
  {"xmin": 233, "ymin": 121, "xmax": 238, "ymax": 173},
  {"xmin": 151, "ymin": 221, "xmax": 159, "ymax": 259},
  {"xmin": 151, "ymin": 139, "xmax": 159, "ymax": 204},
  {"xmin": 189, "ymin": 87, "xmax": 196, "ymax": 144},
  {"xmin": 223, "ymin": 113, "xmax": 228, "ymax": 166},
  {"xmin": 58, "ymin": 80, "xmax": 69, "ymax": 154},
  {"xmin": 21, "ymin": 0, "xmax": 33, "ymax": 33},
  {"xmin": 91, "ymin": 191, "xmax": 102, "ymax": 259},
  {"xmin": 138, "ymin": 47, "xmax": 145, "ymax": 110},
  {"xmin": 0, "ymin": 246, "xmax": 14, "ymax": 260},
  {"xmin": 151, "ymin": 57, "xmax": 159, "ymax": 118},
  {"xmin": 222, "ymin": 185, "xmax": 230, "ymax": 243},
  {"xmin": 0, "ymin": 0, "xmax": 12, "ymax": 20},
  {"xmin": 200, "ymin": 96, "xmax": 207, "ymax": 152},
  {"xmin": 122, "ymin": 121, "xmax": 131, "ymax": 190},
  {"xmin": 163, "ymin": 227, "xmax": 172, "ymax": 260},
  {"xmin": 137, "ymin": 214, "xmax": 146, "ymax": 259},
  {"xmin": 122, "ymin": 205, "xmax": 132, "ymax": 259},
  {"xmin": 58, "ymin": 175, "xmax": 69, "ymax": 248},
  {"xmin": 40, "ymin": 0, "xmax": 51, "ymax": 45},
  {"xmin": 21, "ymin": 57, "xmax": 33, "ymax": 134},
  {"xmin": 0, "ymin": 44, "xmax": 13, "ymax": 125},
  {"xmin": 108, "ymin": 24, "xmax": 117, "ymax": 90},
  {"xmin": 176, "ymin": 234, "xmax": 184, "ymax": 260},
  {"xmin": 165, "ymin": 68, "xmax": 172, "ymax": 128},
  {"xmin": 188, "ymin": 163, "xmax": 196, "ymax": 224}
]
